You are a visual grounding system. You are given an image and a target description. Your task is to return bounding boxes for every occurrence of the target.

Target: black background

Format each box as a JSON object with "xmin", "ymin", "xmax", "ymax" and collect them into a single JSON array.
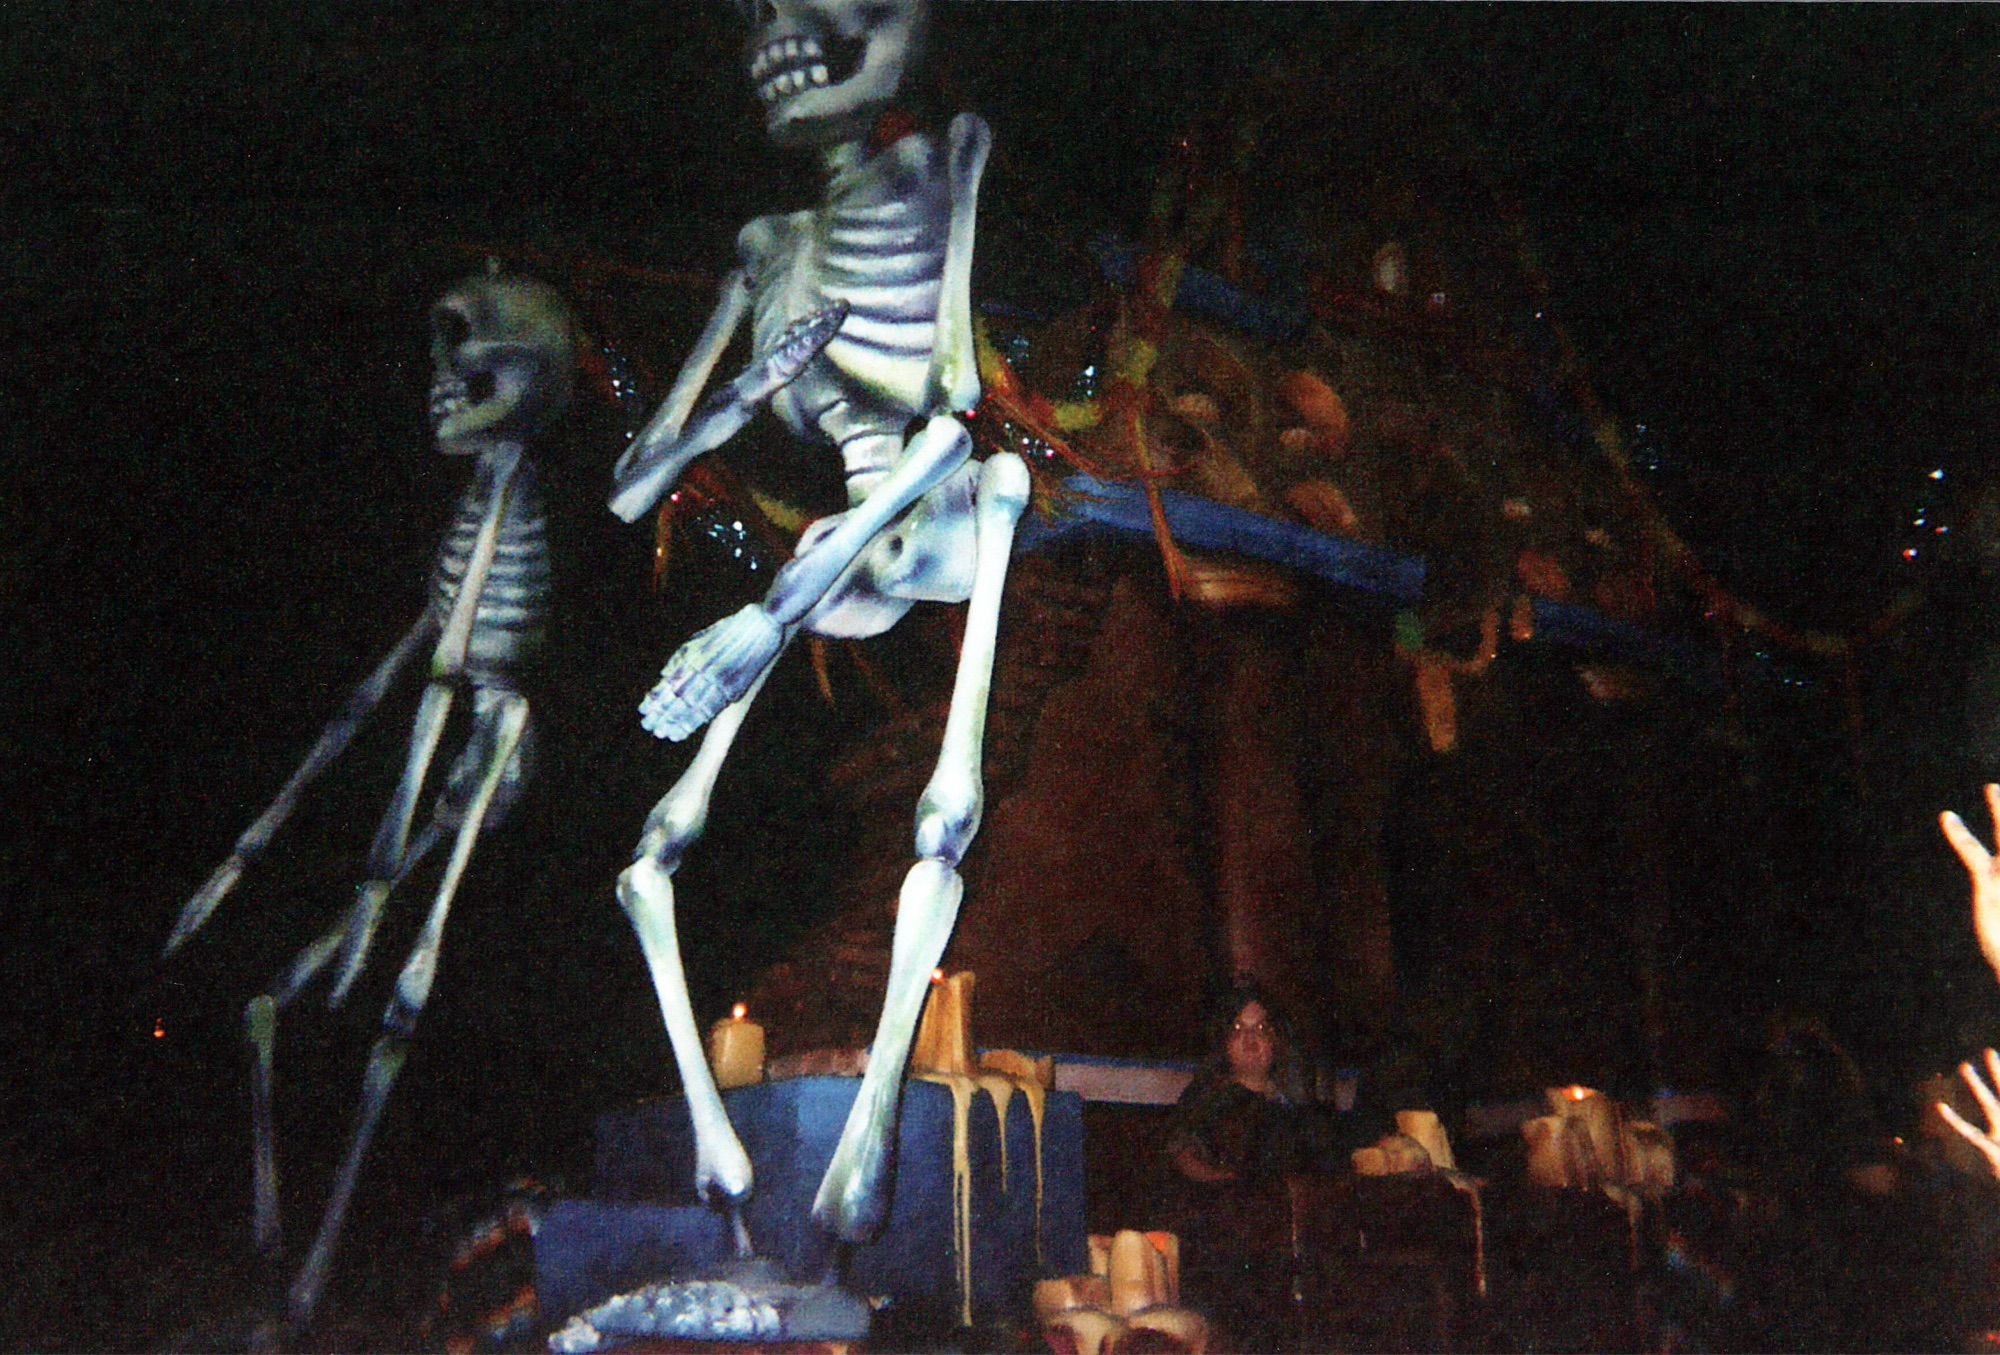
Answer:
[{"xmin": 8, "ymin": 4, "xmax": 2000, "ymax": 1347}]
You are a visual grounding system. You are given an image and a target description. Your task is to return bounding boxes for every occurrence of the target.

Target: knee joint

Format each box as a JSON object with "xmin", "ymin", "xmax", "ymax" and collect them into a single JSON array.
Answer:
[{"xmin": 914, "ymin": 781, "xmax": 981, "ymax": 868}]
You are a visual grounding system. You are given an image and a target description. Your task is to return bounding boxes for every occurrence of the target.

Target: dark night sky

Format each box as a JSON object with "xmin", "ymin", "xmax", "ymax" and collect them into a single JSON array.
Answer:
[{"xmin": 8, "ymin": 4, "xmax": 2000, "ymax": 1347}]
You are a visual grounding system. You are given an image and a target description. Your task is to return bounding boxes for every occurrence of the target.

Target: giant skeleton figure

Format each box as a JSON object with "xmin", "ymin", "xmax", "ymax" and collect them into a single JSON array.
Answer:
[
  {"xmin": 608, "ymin": 0, "xmax": 1027, "ymax": 1254},
  {"xmin": 164, "ymin": 268, "xmax": 572, "ymax": 1334}
]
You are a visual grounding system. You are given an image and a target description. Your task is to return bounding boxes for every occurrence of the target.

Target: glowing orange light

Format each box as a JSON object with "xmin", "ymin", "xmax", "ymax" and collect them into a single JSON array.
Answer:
[
  {"xmin": 1566, "ymin": 1085, "xmax": 1589, "ymax": 1102},
  {"xmin": 731, "ymin": 1003, "xmax": 747, "ymax": 1021},
  {"xmin": 930, "ymin": 968, "xmax": 946, "ymax": 985},
  {"xmin": 153, "ymin": 1022, "xmax": 165, "ymax": 1040}
]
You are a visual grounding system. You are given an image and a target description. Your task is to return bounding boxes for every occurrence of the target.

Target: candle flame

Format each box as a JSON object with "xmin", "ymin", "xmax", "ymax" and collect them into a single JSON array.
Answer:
[
  {"xmin": 731, "ymin": 1003, "xmax": 747, "ymax": 1021},
  {"xmin": 931, "ymin": 968, "xmax": 946, "ymax": 985},
  {"xmin": 1567, "ymin": 1085, "xmax": 1589, "ymax": 1101},
  {"xmin": 153, "ymin": 1021, "xmax": 165, "ymax": 1040}
]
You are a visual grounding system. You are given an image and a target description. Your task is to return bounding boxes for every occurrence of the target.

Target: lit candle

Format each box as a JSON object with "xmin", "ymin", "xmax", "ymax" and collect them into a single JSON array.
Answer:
[
  {"xmin": 912, "ymin": 969, "xmax": 976, "ymax": 1076},
  {"xmin": 707, "ymin": 1003, "xmax": 765, "ymax": 1091},
  {"xmin": 1547, "ymin": 1084, "xmax": 1623, "ymax": 1182}
]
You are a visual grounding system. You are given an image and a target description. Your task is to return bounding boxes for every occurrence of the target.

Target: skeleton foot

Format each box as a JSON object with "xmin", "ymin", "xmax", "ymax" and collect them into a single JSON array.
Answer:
[{"xmin": 640, "ymin": 605, "xmax": 787, "ymax": 741}]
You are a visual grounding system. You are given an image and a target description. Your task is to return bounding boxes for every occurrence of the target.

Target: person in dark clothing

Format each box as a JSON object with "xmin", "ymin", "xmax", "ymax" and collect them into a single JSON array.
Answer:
[{"xmin": 1162, "ymin": 983, "xmax": 1311, "ymax": 1349}]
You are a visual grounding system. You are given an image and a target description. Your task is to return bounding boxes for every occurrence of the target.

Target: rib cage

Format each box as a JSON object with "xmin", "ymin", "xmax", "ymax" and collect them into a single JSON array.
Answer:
[
  {"xmin": 428, "ymin": 458, "xmax": 551, "ymax": 678},
  {"xmin": 750, "ymin": 129, "xmax": 957, "ymax": 476}
]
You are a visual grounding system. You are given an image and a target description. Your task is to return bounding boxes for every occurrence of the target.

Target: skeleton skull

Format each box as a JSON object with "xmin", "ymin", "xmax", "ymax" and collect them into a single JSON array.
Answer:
[
  {"xmin": 428, "ymin": 271, "xmax": 575, "ymax": 454},
  {"xmin": 733, "ymin": 0, "xmax": 928, "ymax": 149}
]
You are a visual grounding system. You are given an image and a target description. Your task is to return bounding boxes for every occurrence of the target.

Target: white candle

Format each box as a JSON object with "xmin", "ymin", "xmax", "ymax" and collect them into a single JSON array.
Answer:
[
  {"xmin": 1522, "ymin": 1114, "xmax": 1586, "ymax": 1188},
  {"xmin": 707, "ymin": 1003, "xmax": 765, "ymax": 1091}
]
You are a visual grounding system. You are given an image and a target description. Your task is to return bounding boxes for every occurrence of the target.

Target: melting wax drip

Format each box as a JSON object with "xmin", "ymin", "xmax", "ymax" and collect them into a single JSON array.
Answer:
[
  {"xmin": 1019, "ymin": 1077, "xmax": 1048, "ymax": 1266},
  {"xmin": 976, "ymin": 1074, "xmax": 1016, "ymax": 1185},
  {"xmin": 920, "ymin": 1072, "xmax": 979, "ymax": 1328},
  {"xmin": 918, "ymin": 1070, "xmax": 1053, "ymax": 1326}
]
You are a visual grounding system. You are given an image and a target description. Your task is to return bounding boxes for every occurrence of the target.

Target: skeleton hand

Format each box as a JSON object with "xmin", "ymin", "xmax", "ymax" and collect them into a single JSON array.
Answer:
[
  {"xmin": 640, "ymin": 605, "xmax": 788, "ymax": 741},
  {"xmin": 1937, "ymin": 1048, "xmax": 2000, "ymax": 1182},
  {"xmin": 1941, "ymin": 783, "xmax": 2000, "ymax": 986},
  {"xmin": 609, "ymin": 304, "xmax": 848, "ymax": 524}
]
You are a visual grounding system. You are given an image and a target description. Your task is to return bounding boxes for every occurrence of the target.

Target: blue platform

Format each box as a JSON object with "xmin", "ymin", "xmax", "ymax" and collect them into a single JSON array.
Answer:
[{"xmin": 540, "ymin": 1077, "xmax": 1088, "ymax": 1327}]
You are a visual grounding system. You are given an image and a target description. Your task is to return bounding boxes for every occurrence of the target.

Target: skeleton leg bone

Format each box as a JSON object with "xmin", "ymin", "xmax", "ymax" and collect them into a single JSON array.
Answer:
[
  {"xmin": 284, "ymin": 692, "xmax": 529, "ymax": 1336},
  {"xmin": 326, "ymin": 682, "xmax": 456, "ymax": 1006},
  {"xmin": 620, "ymin": 656, "xmax": 786, "ymax": 1257},
  {"xmin": 165, "ymin": 617, "xmax": 434, "ymax": 958},
  {"xmin": 813, "ymin": 452, "xmax": 1029, "ymax": 1244},
  {"xmin": 244, "ymin": 816, "xmax": 448, "ymax": 1257}
]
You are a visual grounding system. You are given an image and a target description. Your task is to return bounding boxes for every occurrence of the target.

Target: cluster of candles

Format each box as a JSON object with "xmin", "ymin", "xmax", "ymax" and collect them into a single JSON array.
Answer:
[{"xmin": 1523, "ymin": 1085, "xmax": 1674, "ymax": 1193}]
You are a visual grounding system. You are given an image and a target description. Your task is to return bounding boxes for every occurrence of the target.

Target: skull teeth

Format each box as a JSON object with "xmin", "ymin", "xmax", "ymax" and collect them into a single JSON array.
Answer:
[
  {"xmin": 757, "ymin": 62, "xmax": 831, "ymax": 104},
  {"xmin": 749, "ymin": 35, "xmax": 823, "ymax": 81},
  {"xmin": 429, "ymin": 379, "xmax": 472, "ymax": 423},
  {"xmin": 749, "ymin": 33, "xmax": 836, "ymax": 103}
]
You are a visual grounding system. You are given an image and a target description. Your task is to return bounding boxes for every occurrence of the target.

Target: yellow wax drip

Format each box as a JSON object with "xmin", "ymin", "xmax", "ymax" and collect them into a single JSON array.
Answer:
[
  {"xmin": 920, "ymin": 1072, "xmax": 979, "ymax": 1328},
  {"xmin": 1018, "ymin": 1077, "xmax": 1048, "ymax": 1267},
  {"xmin": 917, "ymin": 1069, "xmax": 1054, "ymax": 1326},
  {"xmin": 976, "ymin": 1074, "xmax": 1017, "ymax": 1186}
]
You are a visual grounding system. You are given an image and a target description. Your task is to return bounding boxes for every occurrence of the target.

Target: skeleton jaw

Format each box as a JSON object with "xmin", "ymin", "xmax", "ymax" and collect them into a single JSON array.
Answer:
[
  {"xmin": 742, "ymin": 0, "xmax": 924, "ymax": 149},
  {"xmin": 429, "ymin": 372, "xmax": 497, "ymax": 453},
  {"xmin": 430, "ymin": 359, "xmax": 551, "ymax": 454}
]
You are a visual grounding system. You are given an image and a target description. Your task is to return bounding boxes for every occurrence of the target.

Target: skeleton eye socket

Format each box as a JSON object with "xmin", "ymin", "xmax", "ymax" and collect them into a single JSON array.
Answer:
[{"xmin": 433, "ymin": 308, "xmax": 471, "ymax": 351}]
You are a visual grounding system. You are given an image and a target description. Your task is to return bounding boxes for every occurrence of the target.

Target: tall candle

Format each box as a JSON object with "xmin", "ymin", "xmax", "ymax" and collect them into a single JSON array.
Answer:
[
  {"xmin": 1547, "ymin": 1084, "xmax": 1623, "ymax": 1182},
  {"xmin": 708, "ymin": 1003, "xmax": 765, "ymax": 1091},
  {"xmin": 912, "ymin": 970, "xmax": 976, "ymax": 1076}
]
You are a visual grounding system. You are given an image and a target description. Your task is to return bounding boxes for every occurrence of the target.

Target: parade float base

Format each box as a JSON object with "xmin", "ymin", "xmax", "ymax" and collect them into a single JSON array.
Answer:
[{"xmin": 540, "ymin": 1077, "xmax": 1088, "ymax": 1331}]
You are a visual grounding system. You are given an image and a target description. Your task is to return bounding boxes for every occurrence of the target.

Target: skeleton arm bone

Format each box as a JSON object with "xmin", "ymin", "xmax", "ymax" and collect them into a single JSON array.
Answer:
[
  {"xmin": 164, "ymin": 614, "xmax": 435, "ymax": 957},
  {"xmin": 1941, "ymin": 782, "xmax": 2000, "ymax": 987},
  {"xmin": 362, "ymin": 450, "xmax": 520, "ymax": 873},
  {"xmin": 924, "ymin": 113, "xmax": 992, "ymax": 416},
  {"xmin": 611, "ymin": 299, "xmax": 846, "ymax": 524},
  {"xmin": 608, "ymin": 270, "xmax": 752, "ymax": 523}
]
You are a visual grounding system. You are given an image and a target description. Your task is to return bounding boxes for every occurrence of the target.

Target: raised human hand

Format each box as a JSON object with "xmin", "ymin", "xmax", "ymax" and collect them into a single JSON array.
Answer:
[
  {"xmin": 1937, "ymin": 1047, "xmax": 2000, "ymax": 1182},
  {"xmin": 1940, "ymin": 783, "xmax": 2000, "ymax": 986}
]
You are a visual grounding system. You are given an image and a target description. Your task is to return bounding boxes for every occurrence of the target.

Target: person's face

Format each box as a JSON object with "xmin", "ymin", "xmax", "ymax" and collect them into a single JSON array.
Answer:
[{"xmin": 1227, "ymin": 1000, "xmax": 1277, "ymax": 1083}]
